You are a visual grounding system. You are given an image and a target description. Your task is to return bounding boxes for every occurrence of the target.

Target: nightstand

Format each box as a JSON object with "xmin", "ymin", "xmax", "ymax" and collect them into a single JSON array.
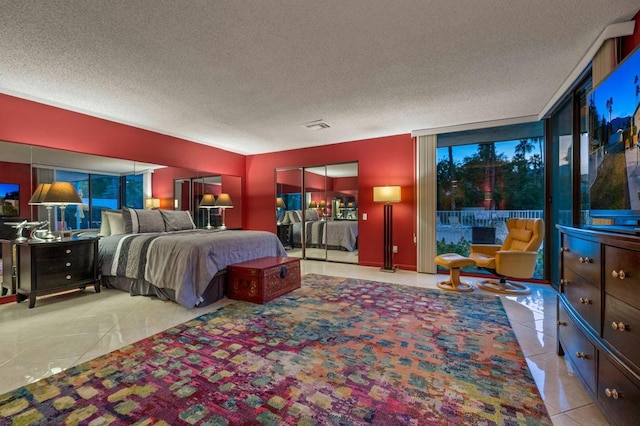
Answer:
[
  {"xmin": 14, "ymin": 237, "xmax": 99, "ymax": 308},
  {"xmin": 276, "ymin": 224, "xmax": 292, "ymax": 249}
]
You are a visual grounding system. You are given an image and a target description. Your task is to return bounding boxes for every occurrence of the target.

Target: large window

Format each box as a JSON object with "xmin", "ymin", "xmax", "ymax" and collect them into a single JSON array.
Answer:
[
  {"xmin": 435, "ymin": 122, "xmax": 545, "ymax": 278},
  {"xmin": 34, "ymin": 168, "xmax": 143, "ymax": 230}
]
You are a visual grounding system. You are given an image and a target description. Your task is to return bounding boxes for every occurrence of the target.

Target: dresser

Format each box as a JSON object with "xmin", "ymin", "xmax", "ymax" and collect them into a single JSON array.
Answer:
[
  {"xmin": 14, "ymin": 237, "xmax": 99, "ymax": 308},
  {"xmin": 557, "ymin": 226, "xmax": 640, "ymax": 425}
]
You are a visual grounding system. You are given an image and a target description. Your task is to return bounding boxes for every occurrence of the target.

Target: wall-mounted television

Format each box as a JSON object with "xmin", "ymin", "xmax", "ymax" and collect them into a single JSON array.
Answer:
[
  {"xmin": 588, "ymin": 44, "xmax": 640, "ymax": 231},
  {"xmin": 0, "ymin": 182, "xmax": 20, "ymax": 217}
]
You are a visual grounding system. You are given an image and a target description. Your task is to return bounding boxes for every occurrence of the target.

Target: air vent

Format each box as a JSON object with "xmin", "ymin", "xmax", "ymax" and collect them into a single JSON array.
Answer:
[{"xmin": 302, "ymin": 119, "xmax": 330, "ymax": 130}]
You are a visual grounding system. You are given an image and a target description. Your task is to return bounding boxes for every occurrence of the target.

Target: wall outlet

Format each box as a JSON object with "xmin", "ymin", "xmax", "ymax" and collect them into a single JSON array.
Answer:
[{"xmin": 392, "ymin": 245, "xmax": 398, "ymax": 253}]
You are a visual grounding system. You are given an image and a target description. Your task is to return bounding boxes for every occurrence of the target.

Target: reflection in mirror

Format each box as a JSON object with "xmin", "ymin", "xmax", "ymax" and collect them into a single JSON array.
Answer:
[
  {"xmin": 275, "ymin": 168, "xmax": 303, "ymax": 258},
  {"xmin": 0, "ymin": 139, "xmax": 243, "ymax": 301},
  {"xmin": 276, "ymin": 162, "xmax": 358, "ymax": 264}
]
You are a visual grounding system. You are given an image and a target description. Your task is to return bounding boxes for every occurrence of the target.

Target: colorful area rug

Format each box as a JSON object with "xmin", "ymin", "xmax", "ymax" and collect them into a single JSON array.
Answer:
[{"xmin": 0, "ymin": 274, "xmax": 551, "ymax": 425}]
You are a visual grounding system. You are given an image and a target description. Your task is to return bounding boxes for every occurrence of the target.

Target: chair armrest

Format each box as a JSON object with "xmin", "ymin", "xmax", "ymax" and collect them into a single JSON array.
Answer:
[
  {"xmin": 495, "ymin": 250, "xmax": 538, "ymax": 278},
  {"xmin": 469, "ymin": 244, "xmax": 501, "ymax": 257}
]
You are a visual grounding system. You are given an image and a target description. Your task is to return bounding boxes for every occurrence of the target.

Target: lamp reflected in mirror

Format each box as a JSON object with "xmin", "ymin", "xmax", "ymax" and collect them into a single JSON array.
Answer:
[
  {"xmin": 276, "ymin": 197, "xmax": 286, "ymax": 224},
  {"xmin": 28, "ymin": 183, "xmax": 56, "ymax": 240},
  {"xmin": 215, "ymin": 193, "xmax": 233, "ymax": 230},
  {"xmin": 199, "ymin": 194, "xmax": 216, "ymax": 229}
]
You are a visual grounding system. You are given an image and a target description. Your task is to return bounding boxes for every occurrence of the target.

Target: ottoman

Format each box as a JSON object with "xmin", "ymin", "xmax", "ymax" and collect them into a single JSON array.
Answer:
[{"xmin": 434, "ymin": 253, "xmax": 475, "ymax": 292}]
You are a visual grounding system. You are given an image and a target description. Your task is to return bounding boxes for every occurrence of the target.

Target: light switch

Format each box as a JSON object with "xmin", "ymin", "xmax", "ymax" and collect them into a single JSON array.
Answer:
[{"xmin": 363, "ymin": 213, "xmax": 367, "ymax": 220}]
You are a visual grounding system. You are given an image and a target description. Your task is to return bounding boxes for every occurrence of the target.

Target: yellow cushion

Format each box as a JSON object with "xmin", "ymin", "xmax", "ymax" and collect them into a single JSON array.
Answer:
[{"xmin": 509, "ymin": 228, "xmax": 532, "ymax": 243}]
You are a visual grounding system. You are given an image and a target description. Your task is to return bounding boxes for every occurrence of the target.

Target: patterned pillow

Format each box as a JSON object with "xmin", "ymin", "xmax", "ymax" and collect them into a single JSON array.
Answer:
[
  {"xmin": 105, "ymin": 210, "xmax": 125, "ymax": 235},
  {"xmin": 160, "ymin": 209, "xmax": 196, "ymax": 231},
  {"xmin": 122, "ymin": 208, "xmax": 165, "ymax": 234}
]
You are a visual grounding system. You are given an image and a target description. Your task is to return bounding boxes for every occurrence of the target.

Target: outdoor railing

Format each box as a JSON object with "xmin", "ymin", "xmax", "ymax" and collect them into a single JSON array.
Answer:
[{"xmin": 437, "ymin": 209, "xmax": 544, "ymax": 228}]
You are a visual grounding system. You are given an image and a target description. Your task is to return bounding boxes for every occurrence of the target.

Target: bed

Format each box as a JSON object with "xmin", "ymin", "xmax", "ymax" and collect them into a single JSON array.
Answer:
[
  {"xmin": 283, "ymin": 210, "xmax": 358, "ymax": 252},
  {"xmin": 98, "ymin": 208, "xmax": 286, "ymax": 308}
]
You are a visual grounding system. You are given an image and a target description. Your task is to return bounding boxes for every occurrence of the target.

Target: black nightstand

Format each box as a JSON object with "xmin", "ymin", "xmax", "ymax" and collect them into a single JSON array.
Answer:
[
  {"xmin": 276, "ymin": 224, "xmax": 292, "ymax": 249},
  {"xmin": 14, "ymin": 237, "xmax": 99, "ymax": 308}
]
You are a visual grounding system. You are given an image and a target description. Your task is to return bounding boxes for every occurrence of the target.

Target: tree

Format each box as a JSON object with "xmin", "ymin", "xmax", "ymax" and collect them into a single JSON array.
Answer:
[{"xmin": 606, "ymin": 97, "xmax": 614, "ymax": 135}]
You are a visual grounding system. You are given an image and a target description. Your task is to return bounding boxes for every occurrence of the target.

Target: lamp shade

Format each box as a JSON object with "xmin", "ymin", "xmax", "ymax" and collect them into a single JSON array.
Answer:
[
  {"xmin": 215, "ymin": 193, "xmax": 233, "ymax": 208},
  {"xmin": 43, "ymin": 182, "xmax": 82, "ymax": 204},
  {"xmin": 319, "ymin": 200, "xmax": 327, "ymax": 208},
  {"xmin": 145, "ymin": 198, "xmax": 160, "ymax": 209},
  {"xmin": 373, "ymin": 186, "xmax": 401, "ymax": 203},
  {"xmin": 199, "ymin": 194, "xmax": 216, "ymax": 207},
  {"xmin": 308, "ymin": 201, "xmax": 317, "ymax": 208},
  {"xmin": 29, "ymin": 183, "xmax": 51, "ymax": 205},
  {"xmin": 276, "ymin": 197, "xmax": 286, "ymax": 208}
]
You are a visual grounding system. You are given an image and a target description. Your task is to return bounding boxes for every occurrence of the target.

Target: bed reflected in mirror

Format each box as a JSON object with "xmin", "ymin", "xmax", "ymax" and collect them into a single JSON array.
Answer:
[{"xmin": 276, "ymin": 162, "xmax": 358, "ymax": 264}]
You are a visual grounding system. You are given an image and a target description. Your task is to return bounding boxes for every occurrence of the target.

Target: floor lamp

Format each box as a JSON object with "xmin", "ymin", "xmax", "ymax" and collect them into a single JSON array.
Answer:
[
  {"xmin": 215, "ymin": 193, "xmax": 233, "ymax": 229},
  {"xmin": 373, "ymin": 186, "xmax": 401, "ymax": 272},
  {"xmin": 199, "ymin": 194, "xmax": 216, "ymax": 229}
]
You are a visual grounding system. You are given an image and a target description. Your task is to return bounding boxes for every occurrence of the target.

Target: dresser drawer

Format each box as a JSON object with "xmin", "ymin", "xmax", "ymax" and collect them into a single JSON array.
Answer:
[
  {"xmin": 562, "ymin": 234, "xmax": 600, "ymax": 285},
  {"xmin": 558, "ymin": 301, "xmax": 597, "ymax": 393},
  {"xmin": 598, "ymin": 353, "xmax": 640, "ymax": 425},
  {"xmin": 605, "ymin": 245, "xmax": 640, "ymax": 310},
  {"xmin": 562, "ymin": 268, "xmax": 601, "ymax": 334},
  {"xmin": 603, "ymin": 295, "xmax": 640, "ymax": 369}
]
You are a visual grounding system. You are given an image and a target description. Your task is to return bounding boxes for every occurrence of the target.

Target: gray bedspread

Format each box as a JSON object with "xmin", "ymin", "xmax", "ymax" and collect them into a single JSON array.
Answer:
[
  {"xmin": 99, "ymin": 229, "xmax": 286, "ymax": 308},
  {"xmin": 292, "ymin": 220, "xmax": 358, "ymax": 251}
]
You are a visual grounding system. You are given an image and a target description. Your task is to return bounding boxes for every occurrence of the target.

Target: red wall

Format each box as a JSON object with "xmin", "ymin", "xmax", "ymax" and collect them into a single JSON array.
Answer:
[
  {"xmin": 246, "ymin": 134, "xmax": 417, "ymax": 271},
  {"xmin": 0, "ymin": 161, "xmax": 32, "ymax": 220},
  {"xmin": 0, "ymin": 93, "xmax": 246, "ymax": 178},
  {"xmin": 622, "ymin": 10, "xmax": 640, "ymax": 59}
]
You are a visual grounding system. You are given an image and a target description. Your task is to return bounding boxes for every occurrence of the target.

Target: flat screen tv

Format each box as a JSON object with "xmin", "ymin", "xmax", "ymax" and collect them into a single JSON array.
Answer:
[
  {"xmin": 0, "ymin": 182, "xmax": 20, "ymax": 217},
  {"xmin": 588, "ymin": 44, "xmax": 640, "ymax": 228}
]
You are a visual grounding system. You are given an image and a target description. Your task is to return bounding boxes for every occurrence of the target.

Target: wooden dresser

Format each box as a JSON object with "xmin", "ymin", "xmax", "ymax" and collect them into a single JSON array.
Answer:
[{"xmin": 557, "ymin": 225, "xmax": 640, "ymax": 425}]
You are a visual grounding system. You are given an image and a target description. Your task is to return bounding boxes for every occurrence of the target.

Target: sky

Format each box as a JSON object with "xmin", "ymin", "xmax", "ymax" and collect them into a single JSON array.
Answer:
[
  {"xmin": 590, "ymin": 46, "xmax": 640, "ymax": 123},
  {"xmin": 0, "ymin": 183, "xmax": 19, "ymax": 198},
  {"xmin": 437, "ymin": 139, "xmax": 535, "ymax": 163}
]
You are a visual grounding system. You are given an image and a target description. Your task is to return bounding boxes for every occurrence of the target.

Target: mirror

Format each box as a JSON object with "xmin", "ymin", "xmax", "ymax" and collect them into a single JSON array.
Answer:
[
  {"xmin": 276, "ymin": 162, "xmax": 358, "ymax": 264},
  {"xmin": 0, "ymin": 139, "xmax": 244, "ymax": 300}
]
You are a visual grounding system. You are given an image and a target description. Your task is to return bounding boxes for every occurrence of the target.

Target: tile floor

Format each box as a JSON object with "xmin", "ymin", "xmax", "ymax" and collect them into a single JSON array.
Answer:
[{"xmin": 0, "ymin": 261, "xmax": 607, "ymax": 425}]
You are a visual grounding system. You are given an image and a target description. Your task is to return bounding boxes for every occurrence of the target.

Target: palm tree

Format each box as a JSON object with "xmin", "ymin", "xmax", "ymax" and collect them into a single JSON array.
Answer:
[{"xmin": 606, "ymin": 97, "xmax": 613, "ymax": 134}]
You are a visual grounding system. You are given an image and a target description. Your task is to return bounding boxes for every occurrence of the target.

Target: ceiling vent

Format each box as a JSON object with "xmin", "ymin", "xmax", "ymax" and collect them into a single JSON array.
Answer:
[{"xmin": 302, "ymin": 119, "xmax": 330, "ymax": 130}]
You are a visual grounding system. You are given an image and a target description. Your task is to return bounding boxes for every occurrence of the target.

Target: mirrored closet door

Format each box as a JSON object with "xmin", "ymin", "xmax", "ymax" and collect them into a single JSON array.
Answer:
[{"xmin": 276, "ymin": 162, "xmax": 358, "ymax": 264}]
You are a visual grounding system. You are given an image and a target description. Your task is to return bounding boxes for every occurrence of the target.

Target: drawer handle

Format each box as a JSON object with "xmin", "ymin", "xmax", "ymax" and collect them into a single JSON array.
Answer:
[
  {"xmin": 560, "ymin": 247, "xmax": 569, "ymax": 253},
  {"xmin": 611, "ymin": 321, "xmax": 627, "ymax": 331},
  {"xmin": 579, "ymin": 256, "xmax": 592, "ymax": 264},
  {"xmin": 560, "ymin": 279, "xmax": 570, "ymax": 286},
  {"xmin": 611, "ymin": 270, "xmax": 626, "ymax": 280},
  {"xmin": 579, "ymin": 297, "xmax": 591, "ymax": 304},
  {"xmin": 575, "ymin": 352, "xmax": 588, "ymax": 359},
  {"xmin": 605, "ymin": 388, "xmax": 620, "ymax": 399},
  {"xmin": 557, "ymin": 321, "xmax": 567, "ymax": 326},
  {"xmin": 65, "ymin": 262, "xmax": 71, "ymax": 267},
  {"xmin": 65, "ymin": 275, "xmax": 72, "ymax": 280},
  {"xmin": 66, "ymin": 249, "xmax": 72, "ymax": 254}
]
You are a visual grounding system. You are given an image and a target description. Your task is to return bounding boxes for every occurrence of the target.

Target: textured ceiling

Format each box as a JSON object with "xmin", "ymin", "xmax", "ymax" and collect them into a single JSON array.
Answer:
[{"xmin": 0, "ymin": 1, "xmax": 638, "ymax": 155}]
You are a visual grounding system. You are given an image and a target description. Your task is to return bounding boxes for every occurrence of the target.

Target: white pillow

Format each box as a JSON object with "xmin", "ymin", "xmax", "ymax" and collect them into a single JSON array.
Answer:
[{"xmin": 105, "ymin": 210, "xmax": 125, "ymax": 235}]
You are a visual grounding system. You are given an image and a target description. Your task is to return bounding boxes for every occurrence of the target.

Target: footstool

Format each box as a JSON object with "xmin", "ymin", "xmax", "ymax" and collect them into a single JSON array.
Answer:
[{"xmin": 434, "ymin": 253, "xmax": 475, "ymax": 292}]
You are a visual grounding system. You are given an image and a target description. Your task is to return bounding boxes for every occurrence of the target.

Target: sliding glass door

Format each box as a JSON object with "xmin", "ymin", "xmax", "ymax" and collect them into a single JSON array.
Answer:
[{"xmin": 435, "ymin": 122, "xmax": 546, "ymax": 278}]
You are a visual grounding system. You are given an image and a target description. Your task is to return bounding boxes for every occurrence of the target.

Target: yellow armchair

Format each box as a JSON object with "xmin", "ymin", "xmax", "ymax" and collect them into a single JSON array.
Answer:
[{"xmin": 469, "ymin": 218, "xmax": 544, "ymax": 295}]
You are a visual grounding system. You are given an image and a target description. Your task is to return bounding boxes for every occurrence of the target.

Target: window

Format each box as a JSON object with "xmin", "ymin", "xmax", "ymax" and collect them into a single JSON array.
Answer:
[
  {"xmin": 34, "ymin": 168, "xmax": 143, "ymax": 230},
  {"xmin": 435, "ymin": 122, "xmax": 545, "ymax": 278}
]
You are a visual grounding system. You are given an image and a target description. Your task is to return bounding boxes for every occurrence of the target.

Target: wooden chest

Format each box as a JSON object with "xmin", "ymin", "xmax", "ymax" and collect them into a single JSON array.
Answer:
[{"xmin": 227, "ymin": 257, "xmax": 300, "ymax": 304}]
